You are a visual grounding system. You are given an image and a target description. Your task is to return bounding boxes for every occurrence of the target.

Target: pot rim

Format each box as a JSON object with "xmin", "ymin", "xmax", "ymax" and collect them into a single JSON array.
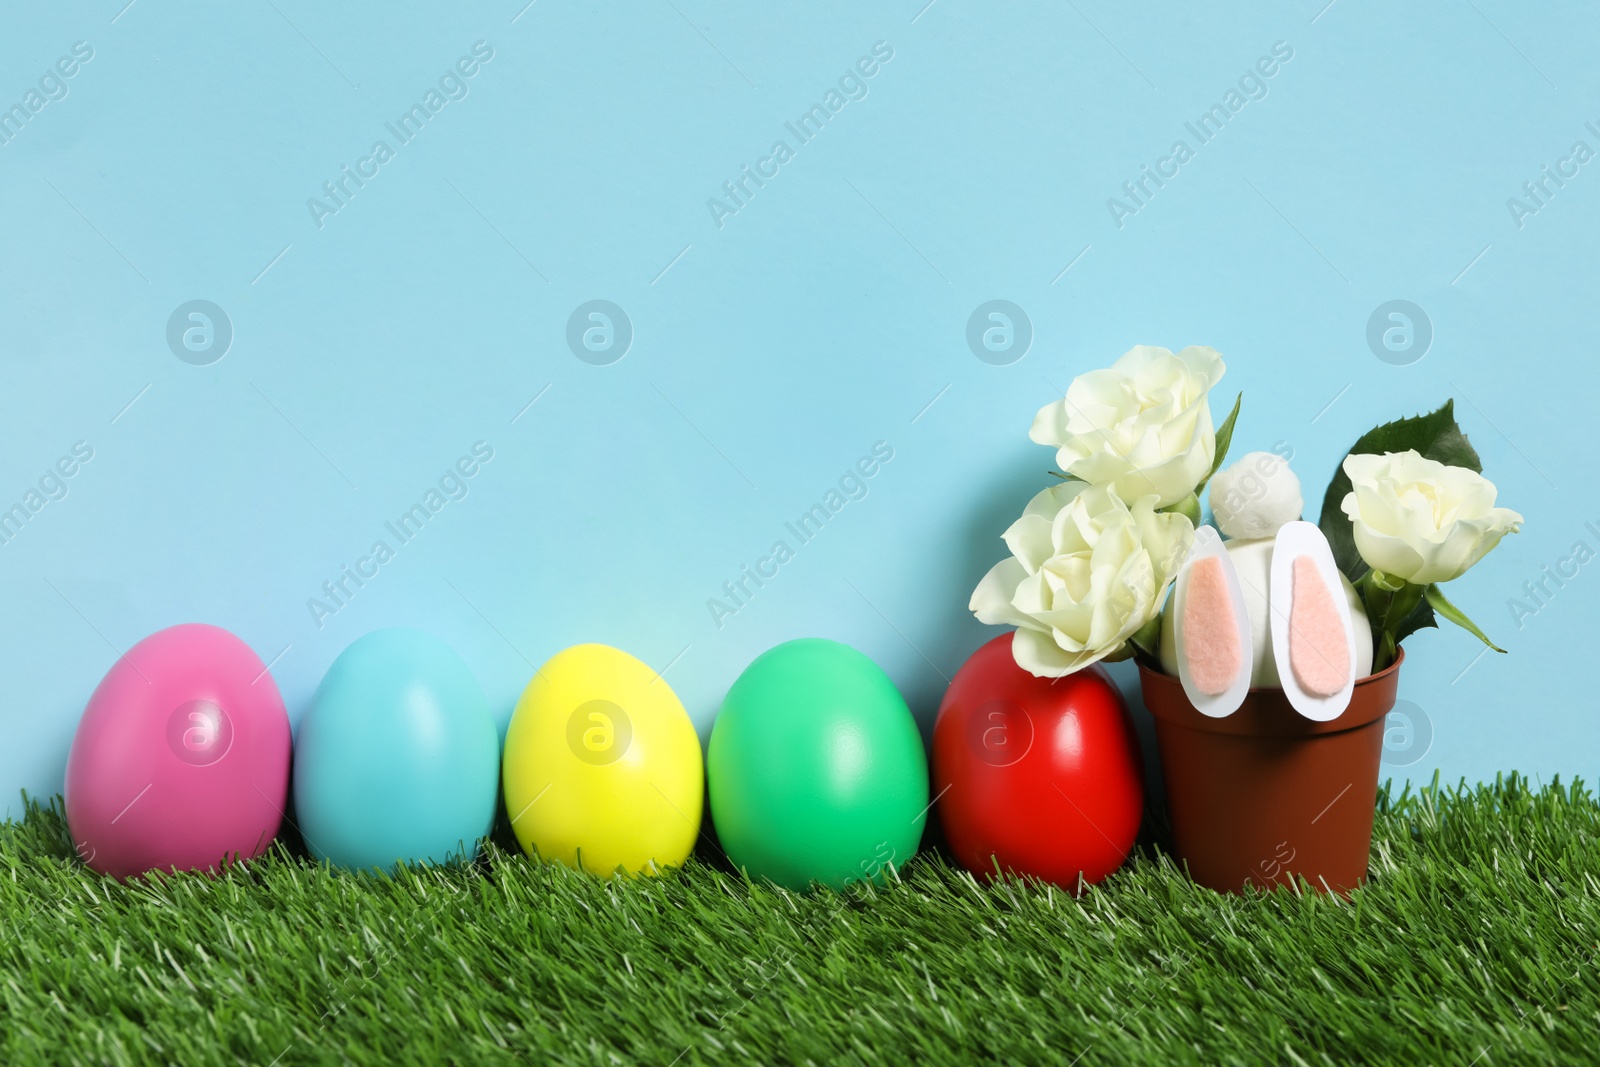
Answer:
[{"xmin": 1137, "ymin": 649, "xmax": 1404, "ymax": 738}]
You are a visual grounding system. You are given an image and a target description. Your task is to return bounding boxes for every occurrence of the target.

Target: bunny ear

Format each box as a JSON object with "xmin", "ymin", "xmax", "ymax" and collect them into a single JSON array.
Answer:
[
  {"xmin": 1270, "ymin": 521, "xmax": 1357, "ymax": 721},
  {"xmin": 1172, "ymin": 526, "xmax": 1253, "ymax": 718}
]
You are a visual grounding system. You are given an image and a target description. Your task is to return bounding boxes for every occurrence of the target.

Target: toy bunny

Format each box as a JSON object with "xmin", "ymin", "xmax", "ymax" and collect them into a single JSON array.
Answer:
[{"xmin": 1160, "ymin": 452, "xmax": 1373, "ymax": 720}]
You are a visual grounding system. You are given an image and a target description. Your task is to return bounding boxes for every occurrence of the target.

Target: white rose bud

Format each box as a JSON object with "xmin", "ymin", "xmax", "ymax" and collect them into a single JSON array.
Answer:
[
  {"xmin": 1340, "ymin": 450, "xmax": 1523, "ymax": 585},
  {"xmin": 970, "ymin": 481, "xmax": 1194, "ymax": 677},
  {"xmin": 1030, "ymin": 345, "xmax": 1226, "ymax": 508}
]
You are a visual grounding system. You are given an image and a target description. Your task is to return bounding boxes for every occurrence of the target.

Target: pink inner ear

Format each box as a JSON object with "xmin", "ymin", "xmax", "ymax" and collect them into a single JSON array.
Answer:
[
  {"xmin": 1182, "ymin": 557, "xmax": 1241, "ymax": 696},
  {"xmin": 1289, "ymin": 555, "xmax": 1350, "ymax": 696}
]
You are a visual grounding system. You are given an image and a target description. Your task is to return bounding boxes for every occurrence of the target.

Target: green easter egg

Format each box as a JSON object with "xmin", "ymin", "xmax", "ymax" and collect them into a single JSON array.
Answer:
[{"xmin": 707, "ymin": 638, "xmax": 929, "ymax": 891}]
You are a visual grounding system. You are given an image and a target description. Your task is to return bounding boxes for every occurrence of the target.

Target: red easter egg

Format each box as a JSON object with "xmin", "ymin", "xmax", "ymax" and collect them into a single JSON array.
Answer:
[{"xmin": 932, "ymin": 632, "xmax": 1143, "ymax": 888}]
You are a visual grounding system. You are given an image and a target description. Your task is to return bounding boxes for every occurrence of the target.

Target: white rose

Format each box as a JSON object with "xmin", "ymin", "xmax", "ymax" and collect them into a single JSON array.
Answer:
[
  {"xmin": 1030, "ymin": 345, "xmax": 1226, "ymax": 508},
  {"xmin": 1340, "ymin": 450, "xmax": 1523, "ymax": 585},
  {"xmin": 970, "ymin": 482, "xmax": 1194, "ymax": 677}
]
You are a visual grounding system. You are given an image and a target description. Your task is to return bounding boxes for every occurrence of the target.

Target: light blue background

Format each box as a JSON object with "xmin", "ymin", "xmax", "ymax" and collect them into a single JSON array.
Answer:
[{"xmin": 2, "ymin": 1, "xmax": 1594, "ymax": 820}]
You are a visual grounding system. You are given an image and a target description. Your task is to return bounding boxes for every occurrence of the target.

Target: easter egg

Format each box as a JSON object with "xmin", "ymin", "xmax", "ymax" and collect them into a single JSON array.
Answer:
[
  {"xmin": 503, "ymin": 644, "xmax": 703, "ymax": 876},
  {"xmin": 707, "ymin": 638, "xmax": 928, "ymax": 892},
  {"xmin": 293, "ymin": 629, "xmax": 498, "ymax": 872},
  {"xmin": 932, "ymin": 632, "xmax": 1143, "ymax": 889},
  {"xmin": 65, "ymin": 623, "xmax": 292, "ymax": 880}
]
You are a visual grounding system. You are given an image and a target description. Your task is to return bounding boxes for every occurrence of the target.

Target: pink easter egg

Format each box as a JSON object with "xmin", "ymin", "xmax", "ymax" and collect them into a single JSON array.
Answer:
[{"xmin": 65, "ymin": 623, "xmax": 291, "ymax": 879}]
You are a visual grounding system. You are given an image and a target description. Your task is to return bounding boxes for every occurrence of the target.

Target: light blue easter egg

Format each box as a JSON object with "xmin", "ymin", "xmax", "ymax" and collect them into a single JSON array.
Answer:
[{"xmin": 293, "ymin": 629, "xmax": 498, "ymax": 872}]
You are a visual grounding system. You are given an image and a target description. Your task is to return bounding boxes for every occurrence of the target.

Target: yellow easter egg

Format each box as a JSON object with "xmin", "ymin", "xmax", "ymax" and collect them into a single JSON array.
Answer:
[{"xmin": 502, "ymin": 644, "xmax": 703, "ymax": 876}]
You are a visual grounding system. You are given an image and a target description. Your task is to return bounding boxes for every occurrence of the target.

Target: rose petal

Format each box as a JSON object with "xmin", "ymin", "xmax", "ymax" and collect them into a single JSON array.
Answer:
[{"xmin": 969, "ymin": 558, "xmax": 1031, "ymax": 627}]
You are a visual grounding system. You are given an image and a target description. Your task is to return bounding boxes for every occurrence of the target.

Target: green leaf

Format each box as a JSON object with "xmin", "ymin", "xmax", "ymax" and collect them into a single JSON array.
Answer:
[
  {"xmin": 1317, "ymin": 399, "xmax": 1484, "ymax": 584},
  {"xmin": 1360, "ymin": 573, "xmax": 1434, "ymax": 670},
  {"xmin": 1128, "ymin": 613, "xmax": 1163, "ymax": 659},
  {"xmin": 1389, "ymin": 595, "xmax": 1438, "ymax": 651},
  {"xmin": 1425, "ymin": 583, "xmax": 1507, "ymax": 653},
  {"xmin": 1196, "ymin": 391, "xmax": 1242, "ymax": 494},
  {"xmin": 1102, "ymin": 642, "xmax": 1137, "ymax": 662}
]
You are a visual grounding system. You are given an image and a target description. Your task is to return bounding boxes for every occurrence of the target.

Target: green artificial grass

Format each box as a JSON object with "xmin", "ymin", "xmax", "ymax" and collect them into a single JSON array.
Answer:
[{"xmin": 2, "ymin": 776, "xmax": 1598, "ymax": 1065}]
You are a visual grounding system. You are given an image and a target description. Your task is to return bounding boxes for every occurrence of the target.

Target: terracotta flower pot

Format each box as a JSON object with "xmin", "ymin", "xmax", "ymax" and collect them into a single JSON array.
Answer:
[{"xmin": 1137, "ymin": 650, "xmax": 1403, "ymax": 895}]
